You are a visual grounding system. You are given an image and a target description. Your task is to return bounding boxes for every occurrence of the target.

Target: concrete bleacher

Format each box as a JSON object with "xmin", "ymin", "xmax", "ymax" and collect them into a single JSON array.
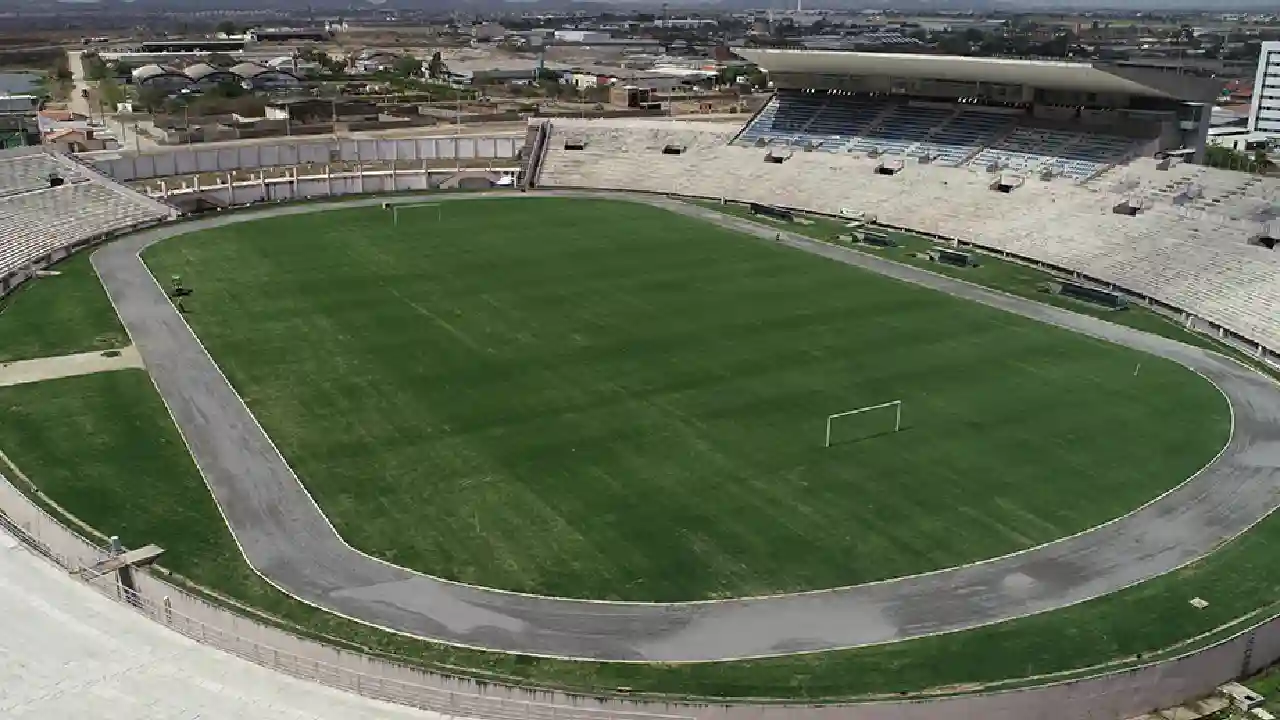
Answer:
[
  {"xmin": 736, "ymin": 90, "xmax": 1138, "ymax": 178},
  {"xmin": 1105, "ymin": 158, "xmax": 1280, "ymax": 224},
  {"xmin": 0, "ymin": 176, "xmax": 175, "ymax": 279},
  {"xmin": 0, "ymin": 150, "xmax": 84, "ymax": 198},
  {"xmin": 538, "ymin": 118, "xmax": 1280, "ymax": 358},
  {"xmin": 973, "ymin": 127, "xmax": 1138, "ymax": 180}
]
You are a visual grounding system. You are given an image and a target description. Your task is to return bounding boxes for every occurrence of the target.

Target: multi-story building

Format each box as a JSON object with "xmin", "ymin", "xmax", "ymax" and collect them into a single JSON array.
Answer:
[{"xmin": 1248, "ymin": 41, "xmax": 1280, "ymax": 135}]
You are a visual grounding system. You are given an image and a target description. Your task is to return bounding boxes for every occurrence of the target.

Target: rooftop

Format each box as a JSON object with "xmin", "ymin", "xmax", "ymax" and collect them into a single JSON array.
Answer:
[{"xmin": 736, "ymin": 49, "xmax": 1222, "ymax": 101}]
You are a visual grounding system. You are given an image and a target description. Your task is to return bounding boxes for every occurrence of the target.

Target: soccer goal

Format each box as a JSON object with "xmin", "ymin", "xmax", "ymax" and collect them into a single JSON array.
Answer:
[
  {"xmin": 389, "ymin": 202, "xmax": 442, "ymax": 226},
  {"xmin": 825, "ymin": 400, "xmax": 902, "ymax": 448}
]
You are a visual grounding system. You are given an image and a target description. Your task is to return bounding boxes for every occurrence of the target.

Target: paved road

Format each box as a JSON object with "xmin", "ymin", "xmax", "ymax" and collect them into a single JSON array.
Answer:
[
  {"xmin": 65, "ymin": 49, "xmax": 155, "ymax": 152},
  {"xmin": 91, "ymin": 192, "xmax": 1280, "ymax": 662}
]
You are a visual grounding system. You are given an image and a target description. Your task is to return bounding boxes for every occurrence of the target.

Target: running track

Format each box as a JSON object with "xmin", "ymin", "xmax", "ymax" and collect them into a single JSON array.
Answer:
[{"xmin": 90, "ymin": 191, "xmax": 1280, "ymax": 661}]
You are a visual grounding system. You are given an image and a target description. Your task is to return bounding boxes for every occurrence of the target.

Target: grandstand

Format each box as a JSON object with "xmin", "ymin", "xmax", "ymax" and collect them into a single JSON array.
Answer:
[
  {"xmin": 0, "ymin": 148, "xmax": 176, "ymax": 295},
  {"xmin": 729, "ymin": 50, "xmax": 1217, "ymax": 182},
  {"xmin": 527, "ymin": 50, "xmax": 1280, "ymax": 360},
  {"xmin": 535, "ymin": 112, "xmax": 1280, "ymax": 362},
  {"xmin": 735, "ymin": 90, "xmax": 1147, "ymax": 180}
]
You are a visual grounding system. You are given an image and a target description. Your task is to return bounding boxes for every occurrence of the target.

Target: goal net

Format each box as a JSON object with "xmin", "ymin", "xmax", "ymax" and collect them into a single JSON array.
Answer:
[
  {"xmin": 825, "ymin": 400, "xmax": 902, "ymax": 448},
  {"xmin": 389, "ymin": 202, "xmax": 442, "ymax": 225}
]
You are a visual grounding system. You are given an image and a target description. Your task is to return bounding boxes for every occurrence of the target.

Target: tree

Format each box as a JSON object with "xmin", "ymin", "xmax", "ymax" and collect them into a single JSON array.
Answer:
[
  {"xmin": 393, "ymin": 55, "xmax": 422, "ymax": 78},
  {"xmin": 937, "ymin": 33, "xmax": 971, "ymax": 55},
  {"xmin": 426, "ymin": 51, "xmax": 449, "ymax": 80},
  {"xmin": 1204, "ymin": 144, "xmax": 1272, "ymax": 173},
  {"xmin": 136, "ymin": 86, "xmax": 169, "ymax": 112},
  {"xmin": 97, "ymin": 77, "xmax": 125, "ymax": 111},
  {"xmin": 1254, "ymin": 149, "xmax": 1274, "ymax": 174},
  {"xmin": 215, "ymin": 20, "xmax": 238, "ymax": 37},
  {"xmin": 83, "ymin": 53, "xmax": 109, "ymax": 81},
  {"xmin": 52, "ymin": 53, "xmax": 74, "ymax": 82}
]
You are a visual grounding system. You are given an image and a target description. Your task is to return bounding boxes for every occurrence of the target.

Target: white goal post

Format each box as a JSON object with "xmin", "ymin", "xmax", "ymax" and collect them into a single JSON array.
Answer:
[
  {"xmin": 389, "ymin": 202, "xmax": 442, "ymax": 225},
  {"xmin": 825, "ymin": 400, "xmax": 902, "ymax": 448}
]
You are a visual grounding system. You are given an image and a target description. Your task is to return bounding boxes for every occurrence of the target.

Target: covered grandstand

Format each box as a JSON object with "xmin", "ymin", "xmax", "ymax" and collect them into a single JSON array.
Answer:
[
  {"xmin": 526, "ymin": 49, "xmax": 1280, "ymax": 370},
  {"xmin": 733, "ymin": 49, "xmax": 1219, "ymax": 172}
]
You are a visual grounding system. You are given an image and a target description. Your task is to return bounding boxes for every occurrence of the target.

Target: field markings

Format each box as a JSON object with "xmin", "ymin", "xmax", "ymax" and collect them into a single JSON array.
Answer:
[{"xmin": 69, "ymin": 191, "xmax": 1280, "ymax": 664}]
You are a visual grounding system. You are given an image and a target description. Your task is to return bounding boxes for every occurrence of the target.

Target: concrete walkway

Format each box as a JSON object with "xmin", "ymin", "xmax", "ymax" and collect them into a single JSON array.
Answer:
[
  {"xmin": 0, "ymin": 528, "xmax": 458, "ymax": 720},
  {"xmin": 0, "ymin": 346, "xmax": 143, "ymax": 389},
  {"xmin": 88, "ymin": 191, "xmax": 1280, "ymax": 662}
]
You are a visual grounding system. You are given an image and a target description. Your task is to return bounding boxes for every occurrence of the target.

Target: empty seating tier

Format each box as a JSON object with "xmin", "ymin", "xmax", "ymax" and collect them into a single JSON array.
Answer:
[
  {"xmin": 0, "ymin": 178, "xmax": 174, "ymax": 279},
  {"xmin": 0, "ymin": 152, "xmax": 84, "ymax": 198},
  {"xmin": 735, "ymin": 90, "xmax": 1140, "ymax": 178}
]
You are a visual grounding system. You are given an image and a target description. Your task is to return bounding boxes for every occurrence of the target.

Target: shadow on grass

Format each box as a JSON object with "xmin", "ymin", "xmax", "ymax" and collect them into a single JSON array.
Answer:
[{"xmin": 827, "ymin": 425, "xmax": 915, "ymax": 448}]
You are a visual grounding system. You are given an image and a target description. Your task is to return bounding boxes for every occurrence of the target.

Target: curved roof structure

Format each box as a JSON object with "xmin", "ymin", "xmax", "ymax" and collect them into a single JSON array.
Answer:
[
  {"xmin": 230, "ymin": 62, "xmax": 270, "ymax": 79},
  {"xmin": 736, "ymin": 49, "xmax": 1221, "ymax": 101},
  {"xmin": 185, "ymin": 63, "xmax": 236, "ymax": 82},
  {"xmin": 133, "ymin": 64, "xmax": 183, "ymax": 83}
]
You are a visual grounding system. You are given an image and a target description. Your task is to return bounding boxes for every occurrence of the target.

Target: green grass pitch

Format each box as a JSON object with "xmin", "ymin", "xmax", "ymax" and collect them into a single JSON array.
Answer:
[
  {"xmin": 1, "ymin": 369, "xmax": 1276, "ymax": 701},
  {"xmin": 141, "ymin": 197, "xmax": 1229, "ymax": 602},
  {"xmin": 0, "ymin": 252, "xmax": 128, "ymax": 363}
]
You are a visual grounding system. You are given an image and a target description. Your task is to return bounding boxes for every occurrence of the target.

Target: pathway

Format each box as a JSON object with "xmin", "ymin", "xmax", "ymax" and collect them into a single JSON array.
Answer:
[
  {"xmin": 0, "ymin": 346, "xmax": 142, "ymax": 389},
  {"xmin": 87, "ymin": 191, "xmax": 1280, "ymax": 661},
  {"xmin": 0, "ymin": 527, "xmax": 459, "ymax": 720}
]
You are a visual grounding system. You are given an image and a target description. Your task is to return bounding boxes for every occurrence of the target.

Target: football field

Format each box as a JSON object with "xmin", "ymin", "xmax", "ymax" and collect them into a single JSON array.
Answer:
[{"xmin": 142, "ymin": 197, "xmax": 1229, "ymax": 602}]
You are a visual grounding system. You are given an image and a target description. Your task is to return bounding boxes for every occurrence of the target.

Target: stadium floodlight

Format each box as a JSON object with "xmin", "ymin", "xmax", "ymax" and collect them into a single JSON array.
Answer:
[
  {"xmin": 825, "ymin": 400, "xmax": 902, "ymax": 448},
  {"xmin": 391, "ymin": 202, "xmax": 442, "ymax": 226}
]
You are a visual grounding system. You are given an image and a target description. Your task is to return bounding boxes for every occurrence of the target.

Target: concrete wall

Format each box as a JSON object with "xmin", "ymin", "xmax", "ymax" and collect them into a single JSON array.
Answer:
[
  {"xmin": 145, "ymin": 168, "xmax": 520, "ymax": 205},
  {"xmin": 85, "ymin": 135, "xmax": 523, "ymax": 182}
]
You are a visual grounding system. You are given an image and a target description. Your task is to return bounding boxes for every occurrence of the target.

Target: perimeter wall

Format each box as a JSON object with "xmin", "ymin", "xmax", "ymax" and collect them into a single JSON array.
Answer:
[
  {"xmin": 85, "ymin": 135, "xmax": 523, "ymax": 181},
  {"xmin": 2, "ymin": 180, "xmax": 1280, "ymax": 717}
]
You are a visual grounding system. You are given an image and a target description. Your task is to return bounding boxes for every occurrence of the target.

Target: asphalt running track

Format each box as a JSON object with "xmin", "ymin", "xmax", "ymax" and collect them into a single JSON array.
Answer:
[{"xmin": 90, "ymin": 191, "xmax": 1280, "ymax": 662}]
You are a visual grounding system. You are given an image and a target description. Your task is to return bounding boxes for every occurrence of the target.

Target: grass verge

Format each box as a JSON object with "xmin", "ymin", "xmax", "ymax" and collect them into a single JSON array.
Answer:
[{"xmin": 0, "ymin": 251, "xmax": 127, "ymax": 362}]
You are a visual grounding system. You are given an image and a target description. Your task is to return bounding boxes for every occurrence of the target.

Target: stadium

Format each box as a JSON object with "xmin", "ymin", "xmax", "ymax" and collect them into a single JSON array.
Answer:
[{"xmin": 3, "ymin": 49, "xmax": 1280, "ymax": 720}]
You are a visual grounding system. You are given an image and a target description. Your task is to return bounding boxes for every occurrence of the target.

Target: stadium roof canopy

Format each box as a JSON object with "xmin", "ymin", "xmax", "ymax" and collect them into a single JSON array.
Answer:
[{"xmin": 737, "ymin": 49, "xmax": 1221, "ymax": 102}]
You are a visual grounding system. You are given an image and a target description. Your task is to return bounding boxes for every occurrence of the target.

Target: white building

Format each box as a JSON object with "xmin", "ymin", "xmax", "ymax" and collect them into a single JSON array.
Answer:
[
  {"xmin": 471, "ymin": 22, "xmax": 506, "ymax": 41},
  {"xmin": 1248, "ymin": 41, "xmax": 1280, "ymax": 135},
  {"xmin": 0, "ymin": 95, "xmax": 39, "ymax": 115},
  {"xmin": 554, "ymin": 30, "xmax": 612, "ymax": 44}
]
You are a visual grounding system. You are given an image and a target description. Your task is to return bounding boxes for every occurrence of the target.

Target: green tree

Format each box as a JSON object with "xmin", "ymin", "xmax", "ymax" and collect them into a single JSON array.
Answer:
[
  {"xmin": 1254, "ymin": 149, "xmax": 1274, "ymax": 174},
  {"xmin": 1204, "ymin": 144, "xmax": 1269, "ymax": 173},
  {"xmin": 97, "ymin": 77, "xmax": 125, "ymax": 110},
  {"xmin": 135, "ymin": 86, "xmax": 169, "ymax": 112},
  {"xmin": 215, "ymin": 20, "xmax": 238, "ymax": 36},
  {"xmin": 393, "ymin": 55, "xmax": 422, "ymax": 78},
  {"xmin": 426, "ymin": 51, "xmax": 449, "ymax": 80},
  {"xmin": 937, "ymin": 33, "xmax": 971, "ymax": 55}
]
